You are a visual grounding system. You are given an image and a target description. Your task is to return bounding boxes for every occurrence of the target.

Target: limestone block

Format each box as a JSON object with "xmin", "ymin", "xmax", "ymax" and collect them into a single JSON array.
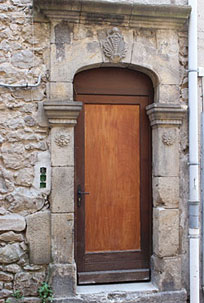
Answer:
[
  {"xmin": 36, "ymin": 102, "xmax": 49, "ymax": 127},
  {"xmin": 152, "ymin": 255, "xmax": 182, "ymax": 291},
  {"xmin": 49, "ymin": 82, "xmax": 73, "ymax": 99},
  {"xmin": 50, "ymin": 167, "xmax": 74, "ymax": 213},
  {"xmin": 49, "ymin": 263, "xmax": 76, "ymax": 297},
  {"xmin": 156, "ymin": 30, "xmax": 179, "ymax": 56},
  {"xmin": 51, "ymin": 213, "xmax": 74, "ymax": 264},
  {"xmin": 51, "ymin": 127, "xmax": 74, "ymax": 167},
  {"xmin": 131, "ymin": 30, "xmax": 180, "ymax": 85},
  {"xmin": 0, "ymin": 243, "xmax": 24, "ymax": 264},
  {"xmin": 153, "ymin": 177, "xmax": 179, "ymax": 208},
  {"xmin": 4, "ymin": 283, "xmax": 12, "ymax": 290},
  {"xmin": 0, "ymin": 272, "xmax": 13, "ymax": 281},
  {"xmin": 159, "ymin": 84, "xmax": 180, "ymax": 104},
  {"xmin": 15, "ymin": 167, "xmax": 34, "ymax": 187},
  {"xmin": 26, "ymin": 211, "xmax": 51, "ymax": 264},
  {"xmin": 0, "ymin": 231, "xmax": 24, "ymax": 242},
  {"xmin": 4, "ymin": 264, "xmax": 21, "ymax": 274},
  {"xmin": 153, "ymin": 208, "xmax": 179, "ymax": 257},
  {"xmin": 8, "ymin": 188, "xmax": 45, "ymax": 216},
  {"xmin": 14, "ymin": 272, "xmax": 46, "ymax": 296},
  {"xmin": 152, "ymin": 127, "xmax": 179, "ymax": 177},
  {"xmin": 11, "ymin": 50, "xmax": 40, "ymax": 69},
  {"xmin": 50, "ymin": 39, "xmax": 103, "ymax": 82},
  {"xmin": 0, "ymin": 214, "xmax": 25, "ymax": 231},
  {"xmin": 0, "ymin": 289, "xmax": 12, "ymax": 298}
]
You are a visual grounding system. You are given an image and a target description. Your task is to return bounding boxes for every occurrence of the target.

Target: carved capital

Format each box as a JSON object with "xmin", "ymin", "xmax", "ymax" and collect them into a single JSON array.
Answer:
[
  {"xmin": 146, "ymin": 103, "xmax": 187, "ymax": 127},
  {"xmin": 43, "ymin": 100, "xmax": 82, "ymax": 127}
]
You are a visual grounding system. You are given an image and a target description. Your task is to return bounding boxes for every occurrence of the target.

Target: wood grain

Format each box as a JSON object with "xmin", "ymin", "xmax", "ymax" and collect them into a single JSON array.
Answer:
[{"xmin": 84, "ymin": 104, "xmax": 140, "ymax": 252}]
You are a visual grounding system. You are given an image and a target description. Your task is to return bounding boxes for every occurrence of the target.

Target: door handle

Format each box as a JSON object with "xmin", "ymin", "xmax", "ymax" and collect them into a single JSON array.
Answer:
[{"xmin": 77, "ymin": 185, "xmax": 90, "ymax": 207}]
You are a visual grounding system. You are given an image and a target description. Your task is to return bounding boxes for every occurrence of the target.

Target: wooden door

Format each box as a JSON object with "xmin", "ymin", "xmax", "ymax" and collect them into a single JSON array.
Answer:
[{"xmin": 74, "ymin": 68, "xmax": 153, "ymax": 284}]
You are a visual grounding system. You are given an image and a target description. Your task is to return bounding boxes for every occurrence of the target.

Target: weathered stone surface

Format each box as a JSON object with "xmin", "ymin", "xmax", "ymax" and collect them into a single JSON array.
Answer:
[
  {"xmin": 152, "ymin": 127, "xmax": 179, "ymax": 177},
  {"xmin": 23, "ymin": 264, "xmax": 42, "ymax": 271},
  {"xmin": 12, "ymin": 88, "xmax": 45, "ymax": 102},
  {"xmin": 153, "ymin": 208, "xmax": 179, "ymax": 257},
  {"xmin": 26, "ymin": 210, "xmax": 51, "ymax": 264},
  {"xmin": 11, "ymin": 50, "xmax": 40, "ymax": 69},
  {"xmin": 0, "ymin": 231, "xmax": 24, "ymax": 242},
  {"xmin": 0, "ymin": 243, "xmax": 24, "ymax": 264},
  {"xmin": 77, "ymin": 290, "xmax": 187, "ymax": 303},
  {"xmin": 0, "ymin": 271, "xmax": 13, "ymax": 281},
  {"xmin": 24, "ymin": 116, "xmax": 36, "ymax": 127},
  {"xmin": 50, "ymin": 40, "xmax": 102, "ymax": 82},
  {"xmin": 0, "ymin": 214, "xmax": 25, "ymax": 231},
  {"xmin": 8, "ymin": 188, "xmax": 45, "ymax": 215},
  {"xmin": 50, "ymin": 167, "xmax": 74, "ymax": 212},
  {"xmin": 4, "ymin": 264, "xmax": 21, "ymax": 273},
  {"xmin": 15, "ymin": 168, "xmax": 34, "ymax": 187},
  {"xmin": 51, "ymin": 213, "xmax": 74, "ymax": 264},
  {"xmin": 51, "ymin": 127, "xmax": 74, "ymax": 167},
  {"xmin": 14, "ymin": 272, "xmax": 46, "ymax": 296},
  {"xmin": 2, "ymin": 151, "xmax": 36, "ymax": 170},
  {"xmin": 49, "ymin": 82, "xmax": 73, "ymax": 99},
  {"xmin": 152, "ymin": 255, "xmax": 182, "ymax": 291},
  {"xmin": 4, "ymin": 282, "xmax": 12, "ymax": 290},
  {"xmin": 0, "ymin": 289, "xmax": 12, "ymax": 298},
  {"xmin": 131, "ymin": 37, "xmax": 179, "ymax": 85},
  {"xmin": 159, "ymin": 84, "xmax": 180, "ymax": 104},
  {"xmin": 49, "ymin": 264, "xmax": 76, "ymax": 297},
  {"xmin": 153, "ymin": 177, "xmax": 179, "ymax": 208}
]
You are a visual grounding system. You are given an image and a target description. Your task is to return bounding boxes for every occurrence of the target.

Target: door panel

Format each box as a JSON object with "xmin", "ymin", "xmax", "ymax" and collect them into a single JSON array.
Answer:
[
  {"xmin": 85, "ymin": 104, "xmax": 140, "ymax": 253},
  {"xmin": 74, "ymin": 68, "xmax": 152, "ymax": 285}
]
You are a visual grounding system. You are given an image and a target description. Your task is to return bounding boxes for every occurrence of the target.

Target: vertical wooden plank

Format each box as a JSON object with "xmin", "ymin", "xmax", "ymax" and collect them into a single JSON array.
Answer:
[{"xmin": 85, "ymin": 104, "xmax": 140, "ymax": 252}]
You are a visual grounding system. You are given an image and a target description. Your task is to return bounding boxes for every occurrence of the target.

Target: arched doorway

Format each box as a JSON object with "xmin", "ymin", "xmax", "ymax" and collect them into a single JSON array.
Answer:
[{"xmin": 74, "ymin": 67, "xmax": 153, "ymax": 285}]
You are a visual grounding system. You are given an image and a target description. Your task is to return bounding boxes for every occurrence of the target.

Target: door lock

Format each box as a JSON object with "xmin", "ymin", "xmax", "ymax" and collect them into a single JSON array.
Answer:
[{"xmin": 77, "ymin": 185, "xmax": 90, "ymax": 207}]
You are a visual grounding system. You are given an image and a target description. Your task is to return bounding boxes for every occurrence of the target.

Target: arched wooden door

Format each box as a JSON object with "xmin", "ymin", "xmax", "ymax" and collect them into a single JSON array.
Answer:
[{"xmin": 74, "ymin": 67, "xmax": 153, "ymax": 284}]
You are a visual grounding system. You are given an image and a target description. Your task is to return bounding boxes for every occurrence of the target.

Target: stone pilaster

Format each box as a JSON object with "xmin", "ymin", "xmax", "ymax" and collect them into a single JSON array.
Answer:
[
  {"xmin": 146, "ymin": 103, "xmax": 187, "ymax": 291},
  {"xmin": 43, "ymin": 100, "xmax": 82, "ymax": 297}
]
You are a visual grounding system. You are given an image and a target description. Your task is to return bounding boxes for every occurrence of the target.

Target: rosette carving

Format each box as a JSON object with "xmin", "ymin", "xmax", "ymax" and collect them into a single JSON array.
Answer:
[
  {"xmin": 55, "ymin": 132, "xmax": 71, "ymax": 147},
  {"xmin": 162, "ymin": 131, "xmax": 176, "ymax": 146}
]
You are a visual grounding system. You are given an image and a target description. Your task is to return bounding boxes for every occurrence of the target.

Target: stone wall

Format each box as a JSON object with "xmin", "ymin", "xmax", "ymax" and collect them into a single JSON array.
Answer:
[
  {"xmin": 0, "ymin": 0, "xmax": 50, "ymax": 302},
  {"xmin": 0, "ymin": 0, "xmax": 194, "ymax": 302}
]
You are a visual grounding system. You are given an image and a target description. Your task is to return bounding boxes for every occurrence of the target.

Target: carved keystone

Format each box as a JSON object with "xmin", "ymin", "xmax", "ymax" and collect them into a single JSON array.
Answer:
[{"xmin": 101, "ymin": 27, "xmax": 127, "ymax": 63}]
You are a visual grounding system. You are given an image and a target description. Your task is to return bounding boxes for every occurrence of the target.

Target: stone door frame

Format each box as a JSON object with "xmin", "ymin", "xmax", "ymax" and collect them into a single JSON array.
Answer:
[
  {"xmin": 34, "ymin": 0, "xmax": 190, "ymax": 299},
  {"xmin": 43, "ymin": 69, "xmax": 186, "ymax": 297}
]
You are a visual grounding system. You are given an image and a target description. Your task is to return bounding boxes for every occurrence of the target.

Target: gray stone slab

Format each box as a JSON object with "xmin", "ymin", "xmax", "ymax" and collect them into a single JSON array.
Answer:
[
  {"xmin": 51, "ymin": 213, "xmax": 74, "ymax": 264},
  {"xmin": 52, "ymin": 289, "xmax": 187, "ymax": 303},
  {"xmin": 0, "ymin": 214, "xmax": 26, "ymax": 231},
  {"xmin": 50, "ymin": 167, "xmax": 74, "ymax": 213},
  {"xmin": 26, "ymin": 210, "xmax": 51, "ymax": 264},
  {"xmin": 49, "ymin": 264, "xmax": 76, "ymax": 297}
]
